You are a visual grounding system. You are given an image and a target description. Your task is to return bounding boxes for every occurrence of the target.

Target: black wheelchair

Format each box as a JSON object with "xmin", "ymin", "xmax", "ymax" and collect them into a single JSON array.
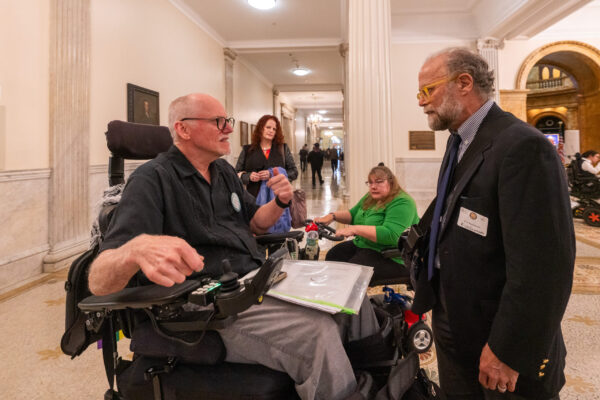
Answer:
[
  {"xmin": 61, "ymin": 121, "xmax": 440, "ymax": 400},
  {"xmin": 567, "ymin": 153, "xmax": 600, "ymax": 227}
]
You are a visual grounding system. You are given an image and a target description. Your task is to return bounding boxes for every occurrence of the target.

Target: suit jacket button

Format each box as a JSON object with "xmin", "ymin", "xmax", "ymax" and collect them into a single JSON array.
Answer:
[
  {"xmin": 543, "ymin": 359, "xmax": 549, "ymax": 364},
  {"xmin": 540, "ymin": 364, "xmax": 546, "ymax": 370},
  {"xmin": 539, "ymin": 372, "xmax": 545, "ymax": 377}
]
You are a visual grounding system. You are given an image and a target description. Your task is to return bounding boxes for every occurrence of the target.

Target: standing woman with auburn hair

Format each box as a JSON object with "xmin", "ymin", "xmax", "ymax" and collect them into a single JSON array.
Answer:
[
  {"xmin": 236, "ymin": 115, "xmax": 298, "ymax": 198},
  {"xmin": 314, "ymin": 164, "xmax": 419, "ymax": 285}
]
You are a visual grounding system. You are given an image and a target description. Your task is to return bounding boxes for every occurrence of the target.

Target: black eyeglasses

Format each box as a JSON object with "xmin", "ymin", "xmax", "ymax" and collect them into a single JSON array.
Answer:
[{"xmin": 180, "ymin": 116, "xmax": 235, "ymax": 130}]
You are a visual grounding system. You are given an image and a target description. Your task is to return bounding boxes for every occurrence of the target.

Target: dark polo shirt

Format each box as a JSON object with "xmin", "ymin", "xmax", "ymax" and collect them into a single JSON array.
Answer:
[{"xmin": 99, "ymin": 145, "xmax": 264, "ymax": 284}]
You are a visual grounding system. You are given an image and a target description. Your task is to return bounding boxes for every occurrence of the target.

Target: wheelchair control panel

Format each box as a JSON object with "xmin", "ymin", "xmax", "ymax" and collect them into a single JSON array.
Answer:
[{"xmin": 78, "ymin": 247, "xmax": 288, "ymax": 335}]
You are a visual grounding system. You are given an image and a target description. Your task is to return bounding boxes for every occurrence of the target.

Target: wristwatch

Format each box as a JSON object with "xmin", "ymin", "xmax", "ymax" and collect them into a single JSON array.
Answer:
[
  {"xmin": 329, "ymin": 212, "xmax": 336, "ymax": 221},
  {"xmin": 275, "ymin": 196, "xmax": 291, "ymax": 209}
]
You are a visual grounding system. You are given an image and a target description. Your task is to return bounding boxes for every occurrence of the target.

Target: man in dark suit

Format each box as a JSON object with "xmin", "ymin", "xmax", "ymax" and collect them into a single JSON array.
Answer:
[
  {"xmin": 307, "ymin": 143, "xmax": 325, "ymax": 187},
  {"xmin": 412, "ymin": 48, "xmax": 574, "ymax": 399}
]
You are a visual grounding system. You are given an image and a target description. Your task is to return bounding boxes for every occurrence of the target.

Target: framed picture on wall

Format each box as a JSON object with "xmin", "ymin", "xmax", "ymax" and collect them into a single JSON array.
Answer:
[
  {"xmin": 240, "ymin": 121, "xmax": 249, "ymax": 146},
  {"xmin": 251, "ymin": 124, "xmax": 257, "ymax": 140},
  {"xmin": 127, "ymin": 83, "xmax": 159, "ymax": 125}
]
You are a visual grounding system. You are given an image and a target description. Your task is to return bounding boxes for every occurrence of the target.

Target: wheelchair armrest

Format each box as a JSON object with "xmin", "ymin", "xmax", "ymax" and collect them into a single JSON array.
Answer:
[
  {"xmin": 381, "ymin": 248, "xmax": 402, "ymax": 259},
  {"xmin": 78, "ymin": 280, "xmax": 202, "ymax": 312},
  {"xmin": 255, "ymin": 230, "xmax": 304, "ymax": 245}
]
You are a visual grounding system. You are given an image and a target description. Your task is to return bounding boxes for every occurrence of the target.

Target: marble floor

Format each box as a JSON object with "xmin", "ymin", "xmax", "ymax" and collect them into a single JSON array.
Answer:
[{"xmin": 1, "ymin": 164, "xmax": 599, "ymax": 399}]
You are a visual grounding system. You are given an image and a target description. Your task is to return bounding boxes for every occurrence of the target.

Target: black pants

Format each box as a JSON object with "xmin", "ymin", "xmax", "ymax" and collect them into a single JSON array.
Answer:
[
  {"xmin": 325, "ymin": 240, "xmax": 409, "ymax": 286},
  {"xmin": 331, "ymin": 159, "xmax": 337, "ymax": 171},
  {"xmin": 311, "ymin": 165, "xmax": 323, "ymax": 185},
  {"xmin": 432, "ymin": 276, "xmax": 560, "ymax": 400},
  {"xmin": 300, "ymin": 158, "xmax": 307, "ymax": 172}
]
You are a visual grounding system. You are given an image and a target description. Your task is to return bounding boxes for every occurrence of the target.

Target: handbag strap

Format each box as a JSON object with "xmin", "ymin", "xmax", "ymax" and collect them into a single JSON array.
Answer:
[{"xmin": 279, "ymin": 143, "xmax": 286, "ymax": 169}]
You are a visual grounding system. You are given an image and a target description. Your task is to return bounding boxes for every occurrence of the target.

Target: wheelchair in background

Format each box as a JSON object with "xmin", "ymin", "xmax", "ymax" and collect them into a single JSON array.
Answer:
[{"xmin": 567, "ymin": 153, "xmax": 600, "ymax": 227}]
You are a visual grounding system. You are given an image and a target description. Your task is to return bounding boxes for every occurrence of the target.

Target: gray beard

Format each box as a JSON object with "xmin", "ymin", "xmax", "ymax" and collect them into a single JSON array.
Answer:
[{"xmin": 427, "ymin": 93, "xmax": 464, "ymax": 131}]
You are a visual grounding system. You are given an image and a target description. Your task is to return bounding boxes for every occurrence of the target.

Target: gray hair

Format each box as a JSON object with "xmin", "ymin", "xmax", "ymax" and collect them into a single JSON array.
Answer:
[
  {"xmin": 167, "ymin": 94, "xmax": 196, "ymax": 142},
  {"xmin": 431, "ymin": 47, "xmax": 495, "ymax": 100}
]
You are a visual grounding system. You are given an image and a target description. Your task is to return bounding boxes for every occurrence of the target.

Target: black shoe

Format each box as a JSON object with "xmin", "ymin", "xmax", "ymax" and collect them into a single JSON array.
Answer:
[{"xmin": 320, "ymin": 180, "xmax": 324, "ymax": 185}]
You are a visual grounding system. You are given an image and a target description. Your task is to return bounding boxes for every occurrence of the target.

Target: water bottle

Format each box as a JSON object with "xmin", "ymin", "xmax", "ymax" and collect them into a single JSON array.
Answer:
[{"xmin": 305, "ymin": 230, "xmax": 319, "ymax": 260}]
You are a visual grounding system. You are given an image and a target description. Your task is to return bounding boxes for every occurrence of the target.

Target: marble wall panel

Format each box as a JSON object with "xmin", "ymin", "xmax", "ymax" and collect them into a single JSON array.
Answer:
[
  {"xmin": 0, "ymin": 170, "xmax": 50, "ymax": 259},
  {"xmin": 0, "ymin": 170, "xmax": 50, "ymax": 293},
  {"xmin": 395, "ymin": 157, "xmax": 441, "ymax": 215}
]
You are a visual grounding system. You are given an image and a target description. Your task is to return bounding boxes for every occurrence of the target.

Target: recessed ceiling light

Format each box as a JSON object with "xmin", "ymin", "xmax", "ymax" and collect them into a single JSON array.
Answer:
[
  {"xmin": 328, "ymin": 126, "xmax": 333, "ymax": 129},
  {"xmin": 292, "ymin": 67, "xmax": 310, "ymax": 76},
  {"xmin": 318, "ymin": 110, "xmax": 327, "ymax": 114},
  {"xmin": 322, "ymin": 117, "xmax": 330, "ymax": 121},
  {"xmin": 248, "ymin": 0, "xmax": 276, "ymax": 10}
]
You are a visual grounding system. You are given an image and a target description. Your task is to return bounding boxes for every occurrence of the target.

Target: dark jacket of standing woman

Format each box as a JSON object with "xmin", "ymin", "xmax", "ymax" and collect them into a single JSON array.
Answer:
[{"xmin": 236, "ymin": 143, "xmax": 297, "ymax": 197}]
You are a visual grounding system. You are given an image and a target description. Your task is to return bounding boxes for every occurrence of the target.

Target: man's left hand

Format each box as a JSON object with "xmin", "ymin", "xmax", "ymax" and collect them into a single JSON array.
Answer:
[
  {"xmin": 479, "ymin": 343, "xmax": 519, "ymax": 393},
  {"xmin": 267, "ymin": 168, "xmax": 293, "ymax": 204}
]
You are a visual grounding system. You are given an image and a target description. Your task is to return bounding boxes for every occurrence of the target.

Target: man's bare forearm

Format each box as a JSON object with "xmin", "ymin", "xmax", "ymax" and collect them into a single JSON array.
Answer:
[
  {"xmin": 88, "ymin": 246, "xmax": 139, "ymax": 296},
  {"xmin": 250, "ymin": 200, "xmax": 284, "ymax": 233}
]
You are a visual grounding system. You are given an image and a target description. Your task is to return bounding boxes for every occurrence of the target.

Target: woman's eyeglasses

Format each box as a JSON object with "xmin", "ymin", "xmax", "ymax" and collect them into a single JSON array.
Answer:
[{"xmin": 365, "ymin": 179, "xmax": 387, "ymax": 187}]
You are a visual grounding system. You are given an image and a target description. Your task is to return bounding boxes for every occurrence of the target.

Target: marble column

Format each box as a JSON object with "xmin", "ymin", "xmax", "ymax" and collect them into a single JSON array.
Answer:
[
  {"xmin": 273, "ymin": 88, "xmax": 281, "ymax": 119},
  {"xmin": 224, "ymin": 48, "xmax": 237, "ymax": 164},
  {"xmin": 346, "ymin": 0, "xmax": 394, "ymax": 204},
  {"xmin": 477, "ymin": 37, "xmax": 504, "ymax": 104},
  {"xmin": 224, "ymin": 48, "xmax": 237, "ymax": 118},
  {"xmin": 43, "ymin": 0, "xmax": 91, "ymax": 272}
]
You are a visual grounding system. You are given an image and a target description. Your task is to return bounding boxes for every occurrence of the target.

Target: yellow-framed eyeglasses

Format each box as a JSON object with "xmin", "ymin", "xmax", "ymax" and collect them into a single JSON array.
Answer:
[{"xmin": 417, "ymin": 75, "xmax": 457, "ymax": 101}]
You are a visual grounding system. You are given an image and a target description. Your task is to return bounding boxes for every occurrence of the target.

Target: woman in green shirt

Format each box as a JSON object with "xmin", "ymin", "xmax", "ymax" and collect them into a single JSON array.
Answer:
[{"xmin": 315, "ymin": 164, "xmax": 419, "ymax": 285}]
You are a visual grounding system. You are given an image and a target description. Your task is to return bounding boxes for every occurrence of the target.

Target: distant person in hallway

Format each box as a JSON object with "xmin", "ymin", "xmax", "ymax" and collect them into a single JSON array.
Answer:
[
  {"xmin": 314, "ymin": 164, "xmax": 418, "ymax": 285},
  {"xmin": 410, "ymin": 47, "xmax": 574, "ymax": 400},
  {"xmin": 307, "ymin": 143, "xmax": 324, "ymax": 187},
  {"xmin": 299, "ymin": 144, "xmax": 309, "ymax": 172},
  {"xmin": 330, "ymin": 147, "xmax": 339, "ymax": 172},
  {"xmin": 581, "ymin": 150, "xmax": 600, "ymax": 175},
  {"xmin": 236, "ymin": 115, "xmax": 297, "ymax": 198}
]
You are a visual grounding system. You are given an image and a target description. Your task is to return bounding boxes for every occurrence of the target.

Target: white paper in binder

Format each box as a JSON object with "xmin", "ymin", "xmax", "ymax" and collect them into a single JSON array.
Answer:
[{"xmin": 265, "ymin": 260, "xmax": 373, "ymax": 314}]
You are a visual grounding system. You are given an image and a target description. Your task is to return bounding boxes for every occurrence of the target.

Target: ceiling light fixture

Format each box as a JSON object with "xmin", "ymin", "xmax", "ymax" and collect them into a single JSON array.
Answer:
[
  {"xmin": 292, "ymin": 67, "xmax": 311, "ymax": 76},
  {"xmin": 318, "ymin": 110, "xmax": 327, "ymax": 114},
  {"xmin": 289, "ymin": 53, "xmax": 310, "ymax": 77},
  {"xmin": 248, "ymin": 0, "xmax": 276, "ymax": 10},
  {"xmin": 307, "ymin": 113, "xmax": 322, "ymax": 125},
  {"xmin": 307, "ymin": 93, "xmax": 322, "ymax": 125}
]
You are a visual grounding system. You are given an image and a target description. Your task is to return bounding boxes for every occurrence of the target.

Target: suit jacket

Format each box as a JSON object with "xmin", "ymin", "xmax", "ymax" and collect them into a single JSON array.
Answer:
[{"xmin": 414, "ymin": 104, "xmax": 574, "ymax": 397}]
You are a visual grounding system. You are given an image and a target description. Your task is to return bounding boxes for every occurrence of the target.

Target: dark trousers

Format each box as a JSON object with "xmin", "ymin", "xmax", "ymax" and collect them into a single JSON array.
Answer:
[
  {"xmin": 300, "ymin": 158, "xmax": 307, "ymax": 172},
  {"xmin": 432, "ymin": 275, "xmax": 560, "ymax": 400},
  {"xmin": 325, "ymin": 240, "xmax": 410, "ymax": 286},
  {"xmin": 311, "ymin": 165, "xmax": 323, "ymax": 185},
  {"xmin": 331, "ymin": 159, "xmax": 338, "ymax": 171}
]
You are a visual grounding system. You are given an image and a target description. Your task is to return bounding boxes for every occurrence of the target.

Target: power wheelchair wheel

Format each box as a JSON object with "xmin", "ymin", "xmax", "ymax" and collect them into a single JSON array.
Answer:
[
  {"xmin": 572, "ymin": 205, "xmax": 585, "ymax": 219},
  {"xmin": 583, "ymin": 207, "xmax": 600, "ymax": 227},
  {"xmin": 405, "ymin": 321, "xmax": 433, "ymax": 354}
]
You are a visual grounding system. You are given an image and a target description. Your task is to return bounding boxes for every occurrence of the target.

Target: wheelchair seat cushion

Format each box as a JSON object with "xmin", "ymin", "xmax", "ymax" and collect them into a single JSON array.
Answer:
[
  {"xmin": 130, "ymin": 320, "xmax": 226, "ymax": 365},
  {"xmin": 118, "ymin": 355, "xmax": 298, "ymax": 400}
]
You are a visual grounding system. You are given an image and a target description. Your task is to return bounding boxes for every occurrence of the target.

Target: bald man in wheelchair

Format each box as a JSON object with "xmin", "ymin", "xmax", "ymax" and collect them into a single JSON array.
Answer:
[{"xmin": 88, "ymin": 93, "xmax": 379, "ymax": 400}]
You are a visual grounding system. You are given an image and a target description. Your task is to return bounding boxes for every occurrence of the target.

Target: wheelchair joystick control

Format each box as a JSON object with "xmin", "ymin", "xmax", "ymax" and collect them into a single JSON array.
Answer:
[{"xmin": 218, "ymin": 259, "xmax": 240, "ymax": 293}]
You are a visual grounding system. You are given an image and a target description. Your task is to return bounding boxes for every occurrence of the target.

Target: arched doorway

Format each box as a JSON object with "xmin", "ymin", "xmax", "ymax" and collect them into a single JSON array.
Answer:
[{"xmin": 516, "ymin": 41, "xmax": 600, "ymax": 154}]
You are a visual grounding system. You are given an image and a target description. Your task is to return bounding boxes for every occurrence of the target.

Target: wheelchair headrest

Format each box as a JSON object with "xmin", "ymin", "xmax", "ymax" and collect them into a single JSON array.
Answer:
[{"xmin": 106, "ymin": 120, "xmax": 173, "ymax": 160}]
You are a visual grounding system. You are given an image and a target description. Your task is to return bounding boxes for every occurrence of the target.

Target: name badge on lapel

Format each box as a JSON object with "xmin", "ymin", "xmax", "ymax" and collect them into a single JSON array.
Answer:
[{"xmin": 457, "ymin": 207, "xmax": 488, "ymax": 237}]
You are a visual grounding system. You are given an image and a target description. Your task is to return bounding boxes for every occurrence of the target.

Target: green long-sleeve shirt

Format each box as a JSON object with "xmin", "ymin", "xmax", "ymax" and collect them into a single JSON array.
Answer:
[{"xmin": 349, "ymin": 191, "xmax": 419, "ymax": 264}]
